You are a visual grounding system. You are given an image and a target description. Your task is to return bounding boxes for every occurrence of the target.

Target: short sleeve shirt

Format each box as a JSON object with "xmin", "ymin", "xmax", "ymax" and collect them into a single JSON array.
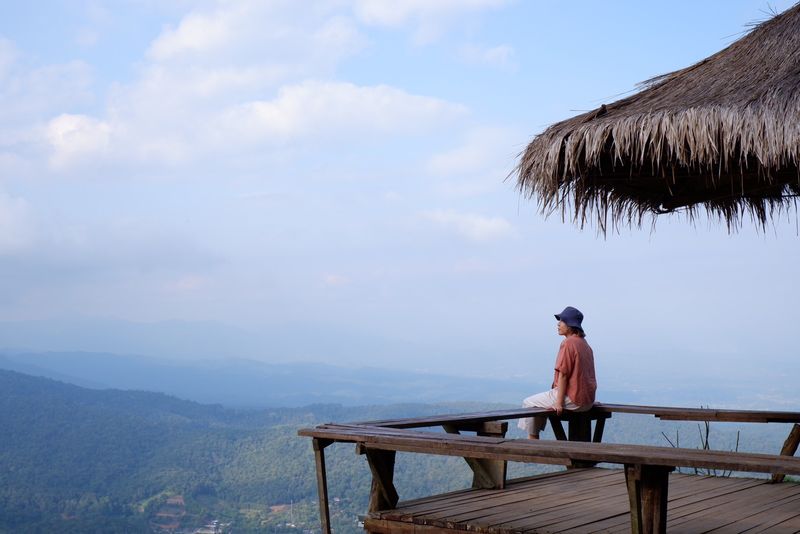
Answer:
[{"xmin": 553, "ymin": 336, "xmax": 597, "ymax": 407}]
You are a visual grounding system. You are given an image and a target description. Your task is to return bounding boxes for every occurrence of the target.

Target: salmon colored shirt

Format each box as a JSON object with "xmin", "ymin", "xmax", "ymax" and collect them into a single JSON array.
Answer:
[{"xmin": 552, "ymin": 335, "xmax": 597, "ymax": 407}]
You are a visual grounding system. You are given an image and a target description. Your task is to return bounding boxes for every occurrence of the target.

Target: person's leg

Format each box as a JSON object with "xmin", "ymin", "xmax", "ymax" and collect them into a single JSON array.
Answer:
[
  {"xmin": 518, "ymin": 389, "xmax": 557, "ymax": 439},
  {"xmin": 530, "ymin": 414, "xmax": 547, "ymax": 439}
]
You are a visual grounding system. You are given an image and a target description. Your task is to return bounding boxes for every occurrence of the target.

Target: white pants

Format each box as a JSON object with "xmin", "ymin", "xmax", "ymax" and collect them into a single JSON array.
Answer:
[{"xmin": 517, "ymin": 388, "xmax": 588, "ymax": 435}]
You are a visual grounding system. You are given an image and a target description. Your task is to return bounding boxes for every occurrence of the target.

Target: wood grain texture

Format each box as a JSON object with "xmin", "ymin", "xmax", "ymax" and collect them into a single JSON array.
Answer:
[{"xmin": 367, "ymin": 469, "xmax": 800, "ymax": 534}]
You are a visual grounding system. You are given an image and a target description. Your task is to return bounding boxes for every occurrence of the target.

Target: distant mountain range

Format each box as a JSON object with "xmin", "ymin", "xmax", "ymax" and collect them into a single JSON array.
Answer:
[
  {"xmin": 0, "ymin": 317, "xmax": 786, "ymax": 410},
  {"xmin": 0, "ymin": 317, "xmax": 538, "ymax": 377},
  {"xmin": 0, "ymin": 350, "xmax": 556, "ymax": 408}
]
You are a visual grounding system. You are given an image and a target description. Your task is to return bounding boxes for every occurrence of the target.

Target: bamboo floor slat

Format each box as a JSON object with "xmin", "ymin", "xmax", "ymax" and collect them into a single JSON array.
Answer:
[{"xmin": 366, "ymin": 468, "xmax": 800, "ymax": 534}]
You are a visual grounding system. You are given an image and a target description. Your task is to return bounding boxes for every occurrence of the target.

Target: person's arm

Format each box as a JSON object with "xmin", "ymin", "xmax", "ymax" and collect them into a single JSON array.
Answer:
[{"xmin": 553, "ymin": 372, "xmax": 567, "ymax": 415}]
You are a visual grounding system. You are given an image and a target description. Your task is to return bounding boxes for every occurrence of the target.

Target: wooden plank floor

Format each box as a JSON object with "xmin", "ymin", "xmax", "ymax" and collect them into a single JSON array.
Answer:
[{"xmin": 366, "ymin": 468, "xmax": 800, "ymax": 533}]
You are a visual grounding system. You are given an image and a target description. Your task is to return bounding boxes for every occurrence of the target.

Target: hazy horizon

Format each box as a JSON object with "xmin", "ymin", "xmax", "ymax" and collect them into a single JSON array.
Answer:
[{"xmin": 1, "ymin": 318, "xmax": 798, "ymax": 411}]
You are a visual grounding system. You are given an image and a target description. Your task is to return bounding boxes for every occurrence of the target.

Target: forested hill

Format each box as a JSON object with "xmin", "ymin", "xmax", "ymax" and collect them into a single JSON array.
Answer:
[{"xmin": 0, "ymin": 369, "xmax": 502, "ymax": 533}]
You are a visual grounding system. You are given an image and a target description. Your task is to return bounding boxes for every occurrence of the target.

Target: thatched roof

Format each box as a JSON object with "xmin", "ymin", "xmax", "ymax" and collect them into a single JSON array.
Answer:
[{"xmin": 516, "ymin": 4, "xmax": 800, "ymax": 231}]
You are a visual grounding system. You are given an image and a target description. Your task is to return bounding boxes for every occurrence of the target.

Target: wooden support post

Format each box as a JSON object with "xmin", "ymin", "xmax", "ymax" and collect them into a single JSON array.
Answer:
[
  {"xmin": 564, "ymin": 413, "xmax": 594, "ymax": 468},
  {"xmin": 625, "ymin": 464, "xmax": 643, "ymax": 534},
  {"xmin": 312, "ymin": 438, "xmax": 333, "ymax": 534},
  {"xmin": 593, "ymin": 415, "xmax": 607, "ymax": 443},
  {"xmin": 475, "ymin": 421, "xmax": 508, "ymax": 435},
  {"xmin": 548, "ymin": 415, "xmax": 568, "ymax": 441},
  {"xmin": 365, "ymin": 449, "xmax": 399, "ymax": 512},
  {"xmin": 475, "ymin": 421, "xmax": 508, "ymax": 489},
  {"xmin": 442, "ymin": 422, "xmax": 508, "ymax": 489},
  {"xmin": 772, "ymin": 423, "xmax": 800, "ymax": 483},
  {"xmin": 567, "ymin": 412, "xmax": 592, "ymax": 442},
  {"xmin": 474, "ymin": 421, "xmax": 508, "ymax": 437},
  {"xmin": 624, "ymin": 463, "xmax": 673, "ymax": 534}
]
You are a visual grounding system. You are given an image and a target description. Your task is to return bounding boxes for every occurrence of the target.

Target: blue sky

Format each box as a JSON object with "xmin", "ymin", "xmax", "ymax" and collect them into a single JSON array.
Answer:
[{"xmin": 0, "ymin": 1, "xmax": 798, "ymax": 405}]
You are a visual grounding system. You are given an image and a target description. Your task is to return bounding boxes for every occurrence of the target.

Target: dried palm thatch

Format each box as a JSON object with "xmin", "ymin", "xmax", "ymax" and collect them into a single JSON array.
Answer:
[{"xmin": 515, "ymin": 4, "xmax": 800, "ymax": 232}]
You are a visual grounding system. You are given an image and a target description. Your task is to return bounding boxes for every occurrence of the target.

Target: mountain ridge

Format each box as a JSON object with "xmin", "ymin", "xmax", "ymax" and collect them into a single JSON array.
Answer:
[{"xmin": 0, "ymin": 350, "xmax": 551, "ymax": 408}]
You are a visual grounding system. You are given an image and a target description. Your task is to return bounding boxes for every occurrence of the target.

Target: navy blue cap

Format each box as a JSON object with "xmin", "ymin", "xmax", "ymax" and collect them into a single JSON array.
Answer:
[{"xmin": 555, "ymin": 306, "xmax": 584, "ymax": 330}]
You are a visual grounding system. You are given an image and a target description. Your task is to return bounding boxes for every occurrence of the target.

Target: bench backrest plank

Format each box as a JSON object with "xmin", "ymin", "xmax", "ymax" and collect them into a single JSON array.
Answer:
[
  {"xmin": 355, "ymin": 404, "xmax": 800, "ymax": 429},
  {"xmin": 595, "ymin": 403, "xmax": 800, "ymax": 423}
]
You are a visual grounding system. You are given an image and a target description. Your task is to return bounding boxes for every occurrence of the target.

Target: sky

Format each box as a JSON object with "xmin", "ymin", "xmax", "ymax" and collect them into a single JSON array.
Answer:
[{"xmin": 0, "ymin": 1, "xmax": 798, "ymax": 404}]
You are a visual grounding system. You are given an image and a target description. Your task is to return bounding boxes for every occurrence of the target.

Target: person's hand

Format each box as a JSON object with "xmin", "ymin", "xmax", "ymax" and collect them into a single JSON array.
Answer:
[{"xmin": 552, "ymin": 401, "xmax": 564, "ymax": 415}]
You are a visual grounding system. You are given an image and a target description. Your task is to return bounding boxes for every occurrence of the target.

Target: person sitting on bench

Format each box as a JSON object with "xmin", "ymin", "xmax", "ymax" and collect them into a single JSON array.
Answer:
[{"xmin": 518, "ymin": 306, "xmax": 597, "ymax": 439}]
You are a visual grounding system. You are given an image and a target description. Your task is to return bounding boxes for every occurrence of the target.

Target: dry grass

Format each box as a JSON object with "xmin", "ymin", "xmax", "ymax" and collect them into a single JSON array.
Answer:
[{"xmin": 515, "ymin": 3, "xmax": 800, "ymax": 232}]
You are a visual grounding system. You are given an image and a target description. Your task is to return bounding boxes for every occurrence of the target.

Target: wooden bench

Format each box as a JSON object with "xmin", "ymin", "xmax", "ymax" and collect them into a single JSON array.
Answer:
[{"xmin": 300, "ymin": 404, "xmax": 800, "ymax": 534}]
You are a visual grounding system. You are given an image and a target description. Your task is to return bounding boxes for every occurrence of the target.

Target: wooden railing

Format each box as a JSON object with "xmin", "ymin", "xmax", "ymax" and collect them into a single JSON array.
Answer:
[{"xmin": 298, "ymin": 404, "xmax": 800, "ymax": 534}]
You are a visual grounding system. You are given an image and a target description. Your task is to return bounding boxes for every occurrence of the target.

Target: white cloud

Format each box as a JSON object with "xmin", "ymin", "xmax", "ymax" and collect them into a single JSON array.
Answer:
[
  {"xmin": 58, "ymin": 78, "xmax": 466, "ymax": 168},
  {"xmin": 423, "ymin": 209, "xmax": 516, "ymax": 241},
  {"xmin": 29, "ymin": 2, "xmax": 418, "ymax": 169},
  {"xmin": 354, "ymin": 0, "xmax": 508, "ymax": 43},
  {"xmin": 0, "ymin": 38, "xmax": 17, "ymax": 79},
  {"xmin": 323, "ymin": 273, "xmax": 349, "ymax": 287},
  {"xmin": 453, "ymin": 257, "xmax": 494, "ymax": 273},
  {"xmin": 427, "ymin": 126, "xmax": 515, "ymax": 176},
  {"xmin": 459, "ymin": 44, "xmax": 517, "ymax": 70},
  {"xmin": 354, "ymin": 0, "xmax": 506, "ymax": 27},
  {"xmin": 219, "ymin": 80, "xmax": 467, "ymax": 142},
  {"xmin": 116, "ymin": 63, "xmax": 293, "ymax": 111},
  {"xmin": 148, "ymin": 2, "xmax": 365, "ymax": 67},
  {"xmin": 426, "ymin": 126, "xmax": 519, "ymax": 196},
  {"xmin": 45, "ymin": 114, "xmax": 111, "ymax": 168},
  {"xmin": 166, "ymin": 274, "xmax": 210, "ymax": 293},
  {"xmin": 148, "ymin": 7, "xmax": 235, "ymax": 61},
  {"xmin": 76, "ymin": 28, "xmax": 100, "ymax": 47},
  {"xmin": 14, "ymin": 1, "xmax": 476, "ymax": 171},
  {"xmin": 0, "ymin": 191, "xmax": 34, "ymax": 254},
  {"xmin": 75, "ymin": 3, "xmax": 114, "ymax": 47},
  {"xmin": 0, "ymin": 46, "xmax": 96, "ymax": 170},
  {"xmin": 37, "ymin": 69, "xmax": 467, "ymax": 170},
  {"xmin": 0, "ymin": 58, "xmax": 93, "ymax": 124}
]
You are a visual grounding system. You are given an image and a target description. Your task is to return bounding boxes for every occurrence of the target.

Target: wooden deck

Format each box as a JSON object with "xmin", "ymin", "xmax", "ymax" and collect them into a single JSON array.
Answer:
[
  {"xmin": 365, "ymin": 468, "xmax": 800, "ymax": 534},
  {"xmin": 300, "ymin": 405, "xmax": 800, "ymax": 533}
]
